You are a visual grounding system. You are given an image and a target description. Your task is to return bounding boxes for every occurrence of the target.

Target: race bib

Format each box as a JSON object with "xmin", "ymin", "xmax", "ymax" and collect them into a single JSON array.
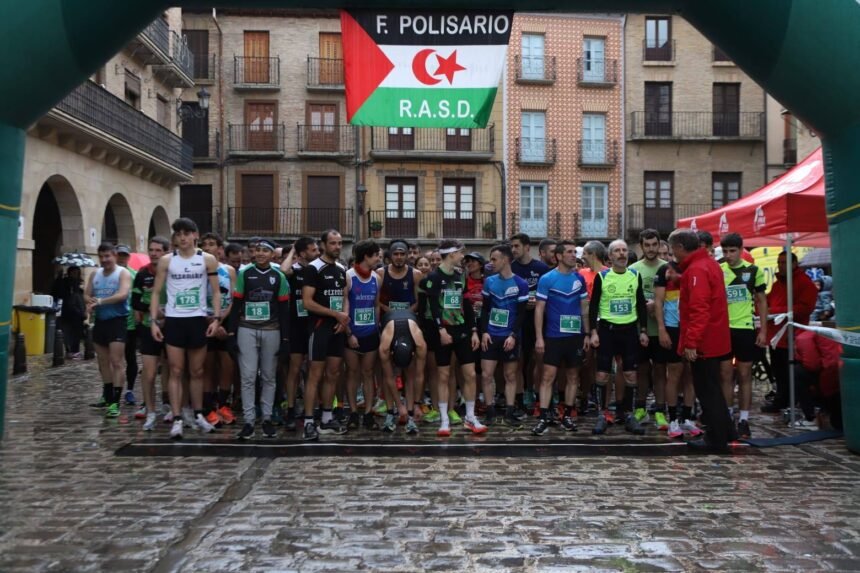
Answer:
[
  {"xmin": 245, "ymin": 301, "xmax": 270, "ymax": 321},
  {"xmin": 442, "ymin": 290, "xmax": 461, "ymax": 310},
  {"xmin": 329, "ymin": 296, "xmax": 344, "ymax": 312},
  {"xmin": 295, "ymin": 299, "xmax": 308, "ymax": 318},
  {"xmin": 354, "ymin": 308, "xmax": 375, "ymax": 326},
  {"xmin": 389, "ymin": 301, "xmax": 410, "ymax": 310},
  {"xmin": 609, "ymin": 298, "xmax": 632, "ymax": 316},
  {"xmin": 220, "ymin": 293, "xmax": 230, "ymax": 309},
  {"xmin": 726, "ymin": 284, "xmax": 748, "ymax": 304},
  {"xmin": 560, "ymin": 315, "xmax": 581, "ymax": 334},
  {"xmin": 489, "ymin": 308, "xmax": 510, "ymax": 329},
  {"xmin": 176, "ymin": 288, "xmax": 200, "ymax": 310}
]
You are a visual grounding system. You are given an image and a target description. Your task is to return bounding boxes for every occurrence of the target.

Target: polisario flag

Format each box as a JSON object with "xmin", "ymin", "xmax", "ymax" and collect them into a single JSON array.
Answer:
[{"xmin": 341, "ymin": 10, "xmax": 513, "ymax": 128}]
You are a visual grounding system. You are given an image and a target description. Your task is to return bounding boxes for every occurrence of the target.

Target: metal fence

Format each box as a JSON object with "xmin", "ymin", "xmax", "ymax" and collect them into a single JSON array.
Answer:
[
  {"xmin": 228, "ymin": 208, "xmax": 354, "ymax": 237},
  {"xmin": 578, "ymin": 139, "xmax": 619, "ymax": 166},
  {"xmin": 514, "ymin": 54, "xmax": 557, "ymax": 82},
  {"xmin": 306, "ymin": 57, "xmax": 344, "ymax": 87},
  {"xmin": 626, "ymin": 203, "xmax": 713, "ymax": 235},
  {"xmin": 369, "ymin": 126, "xmax": 494, "ymax": 153},
  {"xmin": 367, "ymin": 210, "xmax": 497, "ymax": 240},
  {"xmin": 642, "ymin": 39, "xmax": 676, "ymax": 62},
  {"xmin": 192, "ymin": 53, "xmax": 216, "ymax": 81},
  {"xmin": 297, "ymin": 124, "xmax": 356, "ymax": 154},
  {"xmin": 516, "ymin": 138, "xmax": 557, "ymax": 165},
  {"xmin": 227, "ymin": 124, "xmax": 285, "ymax": 154},
  {"xmin": 629, "ymin": 111, "xmax": 765, "ymax": 139},
  {"xmin": 576, "ymin": 58, "xmax": 618, "ymax": 84},
  {"xmin": 171, "ymin": 32, "xmax": 193, "ymax": 78},
  {"xmin": 141, "ymin": 18, "xmax": 170, "ymax": 57},
  {"xmin": 234, "ymin": 56, "xmax": 280, "ymax": 85}
]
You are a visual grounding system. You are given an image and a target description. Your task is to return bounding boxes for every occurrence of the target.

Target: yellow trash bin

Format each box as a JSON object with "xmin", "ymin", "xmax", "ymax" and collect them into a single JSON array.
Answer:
[{"xmin": 13, "ymin": 306, "xmax": 48, "ymax": 355}]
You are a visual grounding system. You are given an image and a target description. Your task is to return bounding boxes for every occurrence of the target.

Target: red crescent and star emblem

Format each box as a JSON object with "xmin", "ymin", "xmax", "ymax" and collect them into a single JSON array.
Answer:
[{"xmin": 412, "ymin": 49, "xmax": 467, "ymax": 85}]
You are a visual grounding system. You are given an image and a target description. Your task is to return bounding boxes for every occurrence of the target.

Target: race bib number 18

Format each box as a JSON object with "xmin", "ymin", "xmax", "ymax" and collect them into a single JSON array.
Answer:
[{"xmin": 245, "ymin": 301, "xmax": 270, "ymax": 321}]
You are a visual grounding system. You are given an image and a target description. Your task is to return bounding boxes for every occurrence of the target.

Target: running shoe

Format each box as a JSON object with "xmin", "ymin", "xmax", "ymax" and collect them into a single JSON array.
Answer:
[
  {"xmin": 363, "ymin": 412, "xmax": 380, "ymax": 430},
  {"xmin": 436, "ymin": 422, "xmax": 451, "ymax": 437},
  {"xmin": 382, "ymin": 413, "xmax": 396, "ymax": 433},
  {"xmin": 262, "ymin": 420, "xmax": 276, "ymax": 438},
  {"xmin": 523, "ymin": 390, "xmax": 536, "ymax": 408},
  {"xmin": 484, "ymin": 406, "xmax": 497, "ymax": 426},
  {"xmin": 319, "ymin": 420, "xmax": 347, "ymax": 435},
  {"xmin": 789, "ymin": 419, "xmax": 819, "ymax": 430},
  {"xmin": 271, "ymin": 404, "xmax": 285, "ymax": 427},
  {"xmin": 531, "ymin": 419, "xmax": 550, "ymax": 436},
  {"xmin": 163, "ymin": 411, "xmax": 174, "ymax": 424},
  {"xmin": 592, "ymin": 413, "xmax": 609, "ymax": 435},
  {"xmin": 667, "ymin": 420, "xmax": 683, "ymax": 439},
  {"xmin": 303, "ymin": 422, "xmax": 319, "ymax": 441},
  {"xmin": 737, "ymin": 419, "xmax": 751, "ymax": 439},
  {"xmin": 105, "ymin": 403, "xmax": 120, "ymax": 418},
  {"xmin": 511, "ymin": 406, "xmax": 527, "ymax": 421},
  {"xmin": 237, "ymin": 423, "xmax": 255, "ymax": 440},
  {"xmin": 162, "ymin": 404, "xmax": 171, "ymax": 416},
  {"xmin": 561, "ymin": 416, "xmax": 578, "ymax": 432},
  {"xmin": 181, "ymin": 408, "xmax": 195, "ymax": 428},
  {"xmin": 90, "ymin": 397, "xmax": 107, "ymax": 408},
  {"xmin": 134, "ymin": 406, "xmax": 147, "ymax": 420},
  {"xmin": 423, "ymin": 409, "xmax": 440, "ymax": 423},
  {"xmin": 464, "ymin": 417, "xmax": 488, "ymax": 434},
  {"xmin": 170, "ymin": 419, "xmax": 183, "ymax": 440},
  {"xmin": 356, "ymin": 387, "xmax": 365, "ymax": 409},
  {"xmin": 654, "ymin": 411, "xmax": 669, "ymax": 431},
  {"xmin": 205, "ymin": 410, "xmax": 223, "ymax": 428},
  {"xmin": 634, "ymin": 407, "xmax": 649, "ymax": 423},
  {"xmin": 503, "ymin": 413, "xmax": 523, "ymax": 430},
  {"xmin": 625, "ymin": 413, "xmax": 645, "ymax": 435},
  {"xmin": 405, "ymin": 418, "xmax": 419, "ymax": 435},
  {"xmin": 681, "ymin": 419, "xmax": 703, "ymax": 437},
  {"xmin": 603, "ymin": 410, "xmax": 616, "ymax": 425},
  {"xmin": 448, "ymin": 409, "xmax": 462, "ymax": 425},
  {"xmin": 124, "ymin": 390, "xmax": 136, "ymax": 406},
  {"xmin": 373, "ymin": 398, "xmax": 388, "ymax": 415},
  {"xmin": 143, "ymin": 412, "xmax": 158, "ymax": 431},
  {"xmin": 347, "ymin": 411, "xmax": 361, "ymax": 430},
  {"xmin": 218, "ymin": 405, "xmax": 237, "ymax": 425},
  {"xmin": 195, "ymin": 413, "xmax": 216, "ymax": 433}
]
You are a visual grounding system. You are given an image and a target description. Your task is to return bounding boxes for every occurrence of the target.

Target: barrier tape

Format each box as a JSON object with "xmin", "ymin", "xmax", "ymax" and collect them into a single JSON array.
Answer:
[{"xmin": 767, "ymin": 312, "xmax": 860, "ymax": 348}]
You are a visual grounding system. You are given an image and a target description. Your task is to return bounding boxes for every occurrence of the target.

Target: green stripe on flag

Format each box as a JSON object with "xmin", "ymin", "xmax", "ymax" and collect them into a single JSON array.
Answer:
[{"xmin": 350, "ymin": 87, "xmax": 496, "ymax": 128}]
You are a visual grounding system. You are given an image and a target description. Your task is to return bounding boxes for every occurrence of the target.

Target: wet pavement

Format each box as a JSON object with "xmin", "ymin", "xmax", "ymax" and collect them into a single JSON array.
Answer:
[{"xmin": 1, "ymin": 357, "xmax": 859, "ymax": 572}]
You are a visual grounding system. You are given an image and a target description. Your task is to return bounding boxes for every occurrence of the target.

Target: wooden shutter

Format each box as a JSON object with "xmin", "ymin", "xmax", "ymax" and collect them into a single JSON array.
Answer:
[
  {"xmin": 240, "ymin": 174, "xmax": 275, "ymax": 232},
  {"xmin": 244, "ymin": 31, "xmax": 270, "ymax": 83}
]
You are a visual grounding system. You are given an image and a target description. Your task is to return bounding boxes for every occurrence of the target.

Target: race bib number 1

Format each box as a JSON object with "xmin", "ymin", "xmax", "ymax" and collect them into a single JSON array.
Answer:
[
  {"xmin": 560, "ymin": 315, "xmax": 581, "ymax": 334},
  {"xmin": 245, "ymin": 301, "xmax": 270, "ymax": 321},
  {"xmin": 442, "ymin": 290, "xmax": 461, "ymax": 310},
  {"xmin": 489, "ymin": 308, "xmax": 510, "ymax": 329},
  {"xmin": 329, "ymin": 296, "xmax": 344, "ymax": 312}
]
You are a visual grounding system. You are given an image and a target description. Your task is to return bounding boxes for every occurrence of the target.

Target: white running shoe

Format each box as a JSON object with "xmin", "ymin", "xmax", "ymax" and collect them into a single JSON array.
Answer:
[
  {"xmin": 790, "ymin": 419, "xmax": 819, "ymax": 431},
  {"xmin": 143, "ymin": 412, "xmax": 158, "ymax": 431},
  {"xmin": 181, "ymin": 407, "xmax": 195, "ymax": 428},
  {"xmin": 667, "ymin": 420, "xmax": 683, "ymax": 439},
  {"xmin": 681, "ymin": 419, "xmax": 703, "ymax": 437},
  {"xmin": 195, "ymin": 413, "xmax": 216, "ymax": 433},
  {"xmin": 163, "ymin": 411, "xmax": 174, "ymax": 424},
  {"xmin": 464, "ymin": 416, "xmax": 487, "ymax": 434},
  {"xmin": 170, "ymin": 419, "xmax": 183, "ymax": 440}
]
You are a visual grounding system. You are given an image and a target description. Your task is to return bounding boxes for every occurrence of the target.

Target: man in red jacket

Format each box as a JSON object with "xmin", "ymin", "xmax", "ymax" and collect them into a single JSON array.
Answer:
[
  {"xmin": 794, "ymin": 329, "xmax": 842, "ymax": 429},
  {"xmin": 669, "ymin": 229, "xmax": 732, "ymax": 452},
  {"xmin": 762, "ymin": 251, "xmax": 818, "ymax": 412}
]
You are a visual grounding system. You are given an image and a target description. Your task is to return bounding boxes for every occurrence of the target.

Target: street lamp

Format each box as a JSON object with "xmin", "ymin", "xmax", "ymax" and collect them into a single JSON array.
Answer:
[{"xmin": 176, "ymin": 87, "xmax": 210, "ymax": 125}]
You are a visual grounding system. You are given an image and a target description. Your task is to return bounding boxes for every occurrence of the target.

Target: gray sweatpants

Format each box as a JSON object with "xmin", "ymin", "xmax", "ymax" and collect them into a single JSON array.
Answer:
[{"xmin": 237, "ymin": 326, "xmax": 280, "ymax": 424}]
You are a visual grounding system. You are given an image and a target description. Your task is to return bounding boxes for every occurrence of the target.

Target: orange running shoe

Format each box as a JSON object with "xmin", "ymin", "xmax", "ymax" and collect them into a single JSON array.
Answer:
[
  {"xmin": 205, "ymin": 410, "xmax": 223, "ymax": 428},
  {"xmin": 436, "ymin": 423, "xmax": 451, "ymax": 437},
  {"xmin": 603, "ymin": 410, "xmax": 616, "ymax": 425},
  {"xmin": 218, "ymin": 405, "xmax": 237, "ymax": 425}
]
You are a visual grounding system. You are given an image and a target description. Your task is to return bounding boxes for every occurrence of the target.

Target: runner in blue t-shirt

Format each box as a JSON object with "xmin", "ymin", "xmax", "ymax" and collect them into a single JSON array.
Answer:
[
  {"xmin": 533, "ymin": 241, "xmax": 590, "ymax": 435},
  {"xmin": 478, "ymin": 244, "xmax": 530, "ymax": 428}
]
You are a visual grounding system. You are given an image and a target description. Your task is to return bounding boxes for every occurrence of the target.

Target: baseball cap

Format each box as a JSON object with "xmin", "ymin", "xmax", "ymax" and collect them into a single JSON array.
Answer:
[
  {"xmin": 464, "ymin": 251, "xmax": 486, "ymax": 265},
  {"xmin": 116, "ymin": 244, "xmax": 131, "ymax": 255}
]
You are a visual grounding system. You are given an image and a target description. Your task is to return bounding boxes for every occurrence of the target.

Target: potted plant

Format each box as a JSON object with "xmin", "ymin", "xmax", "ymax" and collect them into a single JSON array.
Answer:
[
  {"xmin": 482, "ymin": 221, "xmax": 497, "ymax": 239},
  {"xmin": 369, "ymin": 220, "xmax": 383, "ymax": 238}
]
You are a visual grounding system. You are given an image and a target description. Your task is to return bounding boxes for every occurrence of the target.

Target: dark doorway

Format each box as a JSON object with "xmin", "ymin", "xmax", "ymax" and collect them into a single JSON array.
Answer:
[
  {"xmin": 180, "ymin": 184, "xmax": 213, "ymax": 233},
  {"xmin": 306, "ymin": 175, "xmax": 342, "ymax": 234},
  {"xmin": 32, "ymin": 183, "xmax": 63, "ymax": 295}
]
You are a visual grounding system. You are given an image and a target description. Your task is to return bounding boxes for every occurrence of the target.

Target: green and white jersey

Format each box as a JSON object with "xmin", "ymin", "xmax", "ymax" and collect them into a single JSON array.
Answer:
[{"xmin": 721, "ymin": 260, "xmax": 766, "ymax": 330}]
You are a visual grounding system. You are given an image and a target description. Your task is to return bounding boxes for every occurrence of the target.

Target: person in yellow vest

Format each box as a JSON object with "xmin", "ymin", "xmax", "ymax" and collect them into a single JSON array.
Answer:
[{"xmin": 588, "ymin": 239, "xmax": 649, "ymax": 435}]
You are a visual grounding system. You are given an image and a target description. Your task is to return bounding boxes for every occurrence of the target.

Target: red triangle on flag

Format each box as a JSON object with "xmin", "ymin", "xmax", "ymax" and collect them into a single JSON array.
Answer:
[{"xmin": 341, "ymin": 11, "xmax": 394, "ymax": 121}]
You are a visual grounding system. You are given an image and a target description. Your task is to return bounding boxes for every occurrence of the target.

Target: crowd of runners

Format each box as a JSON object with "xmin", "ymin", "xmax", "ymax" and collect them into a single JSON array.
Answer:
[{"xmin": 84, "ymin": 216, "xmax": 798, "ymax": 446}]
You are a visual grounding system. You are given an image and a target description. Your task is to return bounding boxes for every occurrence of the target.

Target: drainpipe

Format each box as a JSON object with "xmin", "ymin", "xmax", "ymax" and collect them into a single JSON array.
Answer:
[
  {"xmin": 213, "ymin": 8, "xmax": 226, "ymax": 233},
  {"xmin": 620, "ymin": 14, "xmax": 627, "ymax": 239},
  {"xmin": 494, "ymin": 159, "xmax": 506, "ymax": 241}
]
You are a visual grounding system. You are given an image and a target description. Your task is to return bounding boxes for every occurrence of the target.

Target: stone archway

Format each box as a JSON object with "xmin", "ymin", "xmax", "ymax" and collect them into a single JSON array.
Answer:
[
  {"xmin": 149, "ymin": 205, "xmax": 171, "ymax": 241},
  {"xmin": 31, "ymin": 175, "xmax": 84, "ymax": 294},
  {"xmin": 101, "ymin": 193, "xmax": 135, "ymax": 247}
]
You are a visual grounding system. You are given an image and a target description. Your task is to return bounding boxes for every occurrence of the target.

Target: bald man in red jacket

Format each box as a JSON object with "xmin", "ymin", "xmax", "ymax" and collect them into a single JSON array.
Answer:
[{"xmin": 669, "ymin": 229, "xmax": 732, "ymax": 452}]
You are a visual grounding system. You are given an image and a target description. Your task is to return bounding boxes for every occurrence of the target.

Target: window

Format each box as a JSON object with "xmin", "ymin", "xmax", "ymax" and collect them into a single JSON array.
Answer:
[
  {"xmin": 521, "ymin": 34, "xmax": 545, "ymax": 79},
  {"xmin": 124, "ymin": 69, "xmax": 141, "ymax": 109},
  {"xmin": 519, "ymin": 183, "xmax": 547, "ymax": 237},
  {"xmin": 387, "ymin": 127, "xmax": 414, "ymax": 151},
  {"xmin": 713, "ymin": 83, "xmax": 740, "ymax": 136},
  {"xmin": 306, "ymin": 103, "xmax": 337, "ymax": 151},
  {"xmin": 182, "ymin": 102, "xmax": 209, "ymax": 157},
  {"xmin": 582, "ymin": 37, "xmax": 606, "ymax": 82},
  {"xmin": 581, "ymin": 183, "xmax": 608, "ymax": 237},
  {"xmin": 443, "ymin": 179, "xmax": 475, "ymax": 237},
  {"xmin": 243, "ymin": 31, "xmax": 270, "ymax": 83},
  {"xmin": 156, "ymin": 95, "xmax": 169, "ymax": 128},
  {"xmin": 318, "ymin": 33, "xmax": 344, "ymax": 85},
  {"xmin": 644, "ymin": 171, "xmax": 674, "ymax": 232},
  {"xmin": 713, "ymin": 44, "xmax": 731, "ymax": 62},
  {"xmin": 644, "ymin": 82, "xmax": 672, "ymax": 136},
  {"xmin": 245, "ymin": 102, "xmax": 276, "ymax": 151},
  {"xmin": 644, "ymin": 16, "xmax": 672, "ymax": 61},
  {"xmin": 184, "ymin": 30, "xmax": 210, "ymax": 79},
  {"xmin": 384, "ymin": 177, "xmax": 418, "ymax": 237},
  {"xmin": 712, "ymin": 173, "xmax": 741, "ymax": 208},
  {"xmin": 446, "ymin": 128, "xmax": 471, "ymax": 151},
  {"xmin": 581, "ymin": 114, "xmax": 606, "ymax": 164},
  {"xmin": 239, "ymin": 173, "xmax": 275, "ymax": 232},
  {"xmin": 520, "ymin": 111, "xmax": 546, "ymax": 162}
]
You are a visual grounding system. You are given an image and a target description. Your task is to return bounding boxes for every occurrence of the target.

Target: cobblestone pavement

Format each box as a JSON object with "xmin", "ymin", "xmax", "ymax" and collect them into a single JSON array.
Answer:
[{"xmin": 1, "ymin": 357, "xmax": 859, "ymax": 572}]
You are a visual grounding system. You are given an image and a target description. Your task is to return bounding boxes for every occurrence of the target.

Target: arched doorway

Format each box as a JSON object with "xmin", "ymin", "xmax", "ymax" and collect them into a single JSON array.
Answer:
[
  {"xmin": 149, "ymin": 206, "xmax": 171, "ymax": 241},
  {"xmin": 31, "ymin": 175, "xmax": 84, "ymax": 295},
  {"xmin": 101, "ymin": 193, "xmax": 135, "ymax": 247}
]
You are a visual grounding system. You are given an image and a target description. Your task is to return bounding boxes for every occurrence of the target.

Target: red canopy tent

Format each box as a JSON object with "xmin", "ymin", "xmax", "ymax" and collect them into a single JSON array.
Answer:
[{"xmin": 677, "ymin": 147, "xmax": 829, "ymax": 247}]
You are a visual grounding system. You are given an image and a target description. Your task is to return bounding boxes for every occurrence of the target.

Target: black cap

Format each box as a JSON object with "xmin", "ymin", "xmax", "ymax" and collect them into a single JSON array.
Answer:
[
  {"xmin": 464, "ymin": 251, "xmax": 485, "ymax": 265},
  {"xmin": 116, "ymin": 245, "xmax": 131, "ymax": 255}
]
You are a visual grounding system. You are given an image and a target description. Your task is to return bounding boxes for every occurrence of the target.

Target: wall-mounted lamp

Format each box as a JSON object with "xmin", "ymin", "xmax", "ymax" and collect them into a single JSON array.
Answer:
[{"xmin": 176, "ymin": 87, "xmax": 210, "ymax": 126}]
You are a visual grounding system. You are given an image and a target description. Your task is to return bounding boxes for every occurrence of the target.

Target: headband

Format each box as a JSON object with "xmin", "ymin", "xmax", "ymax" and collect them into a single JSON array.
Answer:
[
  {"xmin": 438, "ymin": 246, "xmax": 463, "ymax": 255},
  {"xmin": 257, "ymin": 240, "xmax": 276, "ymax": 251}
]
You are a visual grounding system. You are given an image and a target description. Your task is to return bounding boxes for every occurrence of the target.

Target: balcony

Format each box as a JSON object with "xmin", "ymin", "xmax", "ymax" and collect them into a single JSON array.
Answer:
[
  {"xmin": 135, "ymin": 18, "xmax": 171, "ymax": 64},
  {"xmin": 628, "ymin": 112, "xmax": 765, "ymax": 140},
  {"xmin": 514, "ymin": 55, "xmax": 556, "ymax": 84},
  {"xmin": 642, "ymin": 39, "xmax": 676, "ymax": 63},
  {"xmin": 626, "ymin": 203, "xmax": 712, "ymax": 237},
  {"xmin": 127, "ymin": 19, "xmax": 193, "ymax": 88},
  {"xmin": 516, "ymin": 138, "xmax": 557, "ymax": 166},
  {"xmin": 40, "ymin": 80, "xmax": 192, "ymax": 183},
  {"xmin": 576, "ymin": 58, "xmax": 618, "ymax": 87},
  {"xmin": 369, "ymin": 126, "xmax": 494, "ymax": 162},
  {"xmin": 228, "ymin": 207, "xmax": 354, "ymax": 239},
  {"xmin": 193, "ymin": 53, "xmax": 216, "ymax": 83},
  {"xmin": 233, "ymin": 56, "xmax": 280, "ymax": 90},
  {"xmin": 306, "ymin": 57, "xmax": 344, "ymax": 91},
  {"xmin": 577, "ymin": 140, "xmax": 618, "ymax": 168},
  {"xmin": 297, "ymin": 125, "xmax": 356, "ymax": 157},
  {"xmin": 227, "ymin": 124, "xmax": 285, "ymax": 157},
  {"xmin": 367, "ymin": 210, "xmax": 498, "ymax": 241},
  {"xmin": 150, "ymin": 31, "xmax": 194, "ymax": 88},
  {"xmin": 783, "ymin": 138, "xmax": 798, "ymax": 165},
  {"xmin": 184, "ymin": 129, "xmax": 220, "ymax": 165}
]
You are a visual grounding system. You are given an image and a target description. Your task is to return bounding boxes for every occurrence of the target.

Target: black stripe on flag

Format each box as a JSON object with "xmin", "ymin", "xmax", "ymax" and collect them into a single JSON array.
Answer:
[{"xmin": 346, "ymin": 10, "xmax": 514, "ymax": 46}]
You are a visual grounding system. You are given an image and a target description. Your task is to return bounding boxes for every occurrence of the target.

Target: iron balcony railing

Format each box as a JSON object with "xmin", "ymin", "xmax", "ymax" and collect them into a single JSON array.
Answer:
[
  {"xmin": 514, "ymin": 54, "xmax": 557, "ymax": 83},
  {"xmin": 171, "ymin": 32, "xmax": 193, "ymax": 79},
  {"xmin": 369, "ymin": 126, "xmax": 494, "ymax": 154},
  {"xmin": 185, "ymin": 129, "xmax": 220, "ymax": 161},
  {"xmin": 228, "ymin": 207, "xmax": 354, "ymax": 238},
  {"xmin": 307, "ymin": 57, "xmax": 344, "ymax": 87},
  {"xmin": 629, "ymin": 111, "xmax": 765, "ymax": 139},
  {"xmin": 192, "ymin": 53, "xmax": 216, "ymax": 81},
  {"xmin": 576, "ymin": 58, "xmax": 618, "ymax": 84},
  {"xmin": 141, "ymin": 18, "xmax": 170, "ymax": 58},
  {"xmin": 227, "ymin": 124, "xmax": 285, "ymax": 154},
  {"xmin": 297, "ymin": 124, "xmax": 356, "ymax": 154},
  {"xmin": 367, "ymin": 210, "xmax": 498, "ymax": 240},
  {"xmin": 516, "ymin": 137, "xmax": 557, "ymax": 165},
  {"xmin": 234, "ymin": 56, "xmax": 280, "ymax": 86},
  {"xmin": 55, "ymin": 80, "xmax": 192, "ymax": 174},
  {"xmin": 577, "ymin": 139, "xmax": 619, "ymax": 167},
  {"xmin": 642, "ymin": 39, "xmax": 676, "ymax": 62},
  {"xmin": 626, "ymin": 203, "xmax": 713, "ymax": 235}
]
